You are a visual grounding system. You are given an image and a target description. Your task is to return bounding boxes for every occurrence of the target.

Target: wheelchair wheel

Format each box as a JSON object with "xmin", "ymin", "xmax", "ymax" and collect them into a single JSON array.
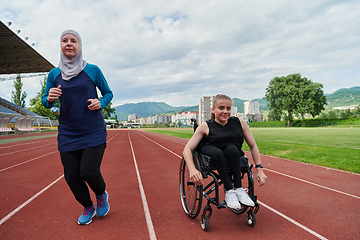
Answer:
[
  {"xmin": 246, "ymin": 210, "xmax": 256, "ymax": 226},
  {"xmin": 201, "ymin": 214, "xmax": 210, "ymax": 231},
  {"xmin": 179, "ymin": 155, "xmax": 203, "ymax": 218}
]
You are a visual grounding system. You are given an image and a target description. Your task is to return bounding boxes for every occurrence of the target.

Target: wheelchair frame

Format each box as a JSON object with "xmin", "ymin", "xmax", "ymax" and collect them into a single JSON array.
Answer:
[{"xmin": 179, "ymin": 119, "xmax": 260, "ymax": 231}]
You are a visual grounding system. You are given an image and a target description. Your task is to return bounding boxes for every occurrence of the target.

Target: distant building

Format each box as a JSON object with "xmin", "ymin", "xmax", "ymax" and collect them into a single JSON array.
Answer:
[
  {"xmin": 139, "ymin": 117, "xmax": 147, "ymax": 125},
  {"xmin": 243, "ymin": 100, "xmax": 263, "ymax": 122},
  {"xmin": 246, "ymin": 113, "xmax": 263, "ymax": 122},
  {"xmin": 143, "ymin": 115, "xmax": 156, "ymax": 124},
  {"xmin": 231, "ymin": 106, "xmax": 238, "ymax": 116},
  {"xmin": 333, "ymin": 105, "xmax": 358, "ymax": 111},
  {"xmin": 128, "ymin": 114, "xmax": 139, "ymax": 122},
  {"xmin": 199, "ymin": 96, "xmax": 214, "ymax": 124},
  {"xmin": 237, "ymin": 112, "xmax": 248, "ymax": 122},
  {"xmin": 105, "ymin": 119, "xmax": 117, "ymax": 128},
  {"xmin": 155, "ymin": 114, "xmax": 171, "ymax": 124},
  {"xmin": 172, "ymin": 111, "xmax": 199, "ymax": 126},
  {"xmin": 244, "ymin": 100, "xmax": 259, "ymax": 114},
  {"xmin": 137, "ymin": 114, "xmax": 172, "ymax": 125}
]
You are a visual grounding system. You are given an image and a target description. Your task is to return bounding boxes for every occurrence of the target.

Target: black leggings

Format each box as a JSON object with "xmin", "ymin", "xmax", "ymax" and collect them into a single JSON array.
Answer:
[
  {"xmin": 201, "ymin": 144, "xmax": 243, "ymax": 191},
  {"xmin": 60, "ymin": 142, "xmax": 106, "ymax": 207}
]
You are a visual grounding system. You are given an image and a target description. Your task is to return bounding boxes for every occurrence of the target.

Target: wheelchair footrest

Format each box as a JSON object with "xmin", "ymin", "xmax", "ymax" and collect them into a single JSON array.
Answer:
[{"xmin": 217, "ymin": 200, "xmax": 228, "ymax": 209}]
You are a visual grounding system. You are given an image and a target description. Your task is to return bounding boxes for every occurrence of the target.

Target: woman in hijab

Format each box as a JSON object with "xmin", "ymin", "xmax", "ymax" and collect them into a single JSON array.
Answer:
[{"xmin": 42, "ymin": 30, "xmax": 113, "ymax": 225}]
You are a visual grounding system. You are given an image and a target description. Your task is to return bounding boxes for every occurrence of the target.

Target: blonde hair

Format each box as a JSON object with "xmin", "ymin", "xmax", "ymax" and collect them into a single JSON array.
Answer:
[{"xmin": 211, "ymin": 94, "xmax": 232, "ymax": 119}]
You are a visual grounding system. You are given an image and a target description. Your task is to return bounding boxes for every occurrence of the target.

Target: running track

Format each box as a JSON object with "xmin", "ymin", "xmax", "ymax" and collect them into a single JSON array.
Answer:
[{"xmin": 0, "ymin": 129, "xmax": 359, "ymax": 239}]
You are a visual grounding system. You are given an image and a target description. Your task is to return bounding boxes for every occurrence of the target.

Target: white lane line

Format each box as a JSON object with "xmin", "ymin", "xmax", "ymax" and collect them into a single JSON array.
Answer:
[
  {"xmin": 265, "ymin": 168, "xmax": 360, "ymax": 200},
  {"xmin": 0, "ymin": 151, "xmax": 58, "ymax": 172},
  {"xmin": 259, "ymin": 200, "xmax": 328, "ymax": 240},
  {"xmin": 143, "ymin": 131, "xmax": 188, "ymax": 145},
  {"xmin": 137, "ymin": 132, "xmax": 182, "ymax": 158},
  {"xmin": 0, "ymin": 142, "xmax": 55, "ymax": 157},
  {"xmin": 107, "ymin": 132, "xmax": 120, "ymax": 143},
  {"xmin": 136, "ymin": 131, "xmax": 331, "ymax": 239},
  {"xmin": 0, "ymin": 131, "xmax": 120, "ymax": 173},
  {"xmin": 261, "ymin": 153, "xmax": 360, "ymax": 176},
  {"xmin": 0, "ymin": 174, "xmax": 64, "ymax": 226},
  {"xmin": 128, "ymin": 131, "xmax": 157, "ymax": 240},
  {"xmin": 0, "ymin": 138, "xmax": 54, "ymax": 149}
]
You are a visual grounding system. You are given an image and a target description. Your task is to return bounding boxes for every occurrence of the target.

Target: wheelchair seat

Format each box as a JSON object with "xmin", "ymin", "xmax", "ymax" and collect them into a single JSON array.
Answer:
[{"xmin": 196, "ymin": 151, "xmax": 251, "ymax": 174}]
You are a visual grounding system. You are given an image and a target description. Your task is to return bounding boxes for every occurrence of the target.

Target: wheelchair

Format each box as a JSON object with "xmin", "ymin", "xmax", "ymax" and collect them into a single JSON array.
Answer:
[{"xmin": 179, "ymin": 119, "xmax": 259, "ymax": 231}]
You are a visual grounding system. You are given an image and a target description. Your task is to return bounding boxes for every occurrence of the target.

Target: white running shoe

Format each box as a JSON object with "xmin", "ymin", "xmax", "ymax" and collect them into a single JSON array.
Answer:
[
  {"xmin": 225, "ymin": 189, "xmax": 241, "ymax": 209},
  {"xmin": 234, "ymin": 188, "xmax": 255, "ymax": 206}
]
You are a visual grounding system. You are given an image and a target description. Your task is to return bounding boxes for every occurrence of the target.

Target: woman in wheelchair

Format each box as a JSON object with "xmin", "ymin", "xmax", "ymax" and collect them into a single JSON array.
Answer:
[{"xmin": 183, "ymin": 94, "xmax": 267, "ymax": 210}]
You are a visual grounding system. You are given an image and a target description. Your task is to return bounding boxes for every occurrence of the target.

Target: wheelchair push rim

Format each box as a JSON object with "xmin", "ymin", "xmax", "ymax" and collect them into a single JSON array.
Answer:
[{"xmin": 179, "ymin": 156, "xmax": 203, "ymax": 218}]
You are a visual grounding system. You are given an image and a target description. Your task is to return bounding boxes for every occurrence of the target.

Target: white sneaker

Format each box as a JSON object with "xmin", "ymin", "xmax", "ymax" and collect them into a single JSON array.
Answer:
[
  {"xmin": 234, "ymin": 188, "xmax": 255, "ymax": 206},
  {"xmin": 225, "ymin": 189, "xmax": 241, "ymax": 209}
]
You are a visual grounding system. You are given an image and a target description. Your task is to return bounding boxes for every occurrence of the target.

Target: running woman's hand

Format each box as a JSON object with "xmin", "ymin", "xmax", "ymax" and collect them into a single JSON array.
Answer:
[
  {"xmin": 87, "ymin": 99, "xmax": 101, "ymax": 110},
  {"xmin": 47, "ymin": 85, "xmax": 62, "ymax": 103}
]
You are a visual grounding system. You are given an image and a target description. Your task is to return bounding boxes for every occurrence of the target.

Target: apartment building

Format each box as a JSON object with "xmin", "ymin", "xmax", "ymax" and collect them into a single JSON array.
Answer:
[
  {"xmin": 244, "ymin": 100, "xmax": 259, "ymax": 115},
  {"xmin": 243, "ymin": 100, "xmax": 263, "ymax": 122},
  {"xmin": 172, "ymin": 111, "xmax": 199, "ymax": 126},
  {"xmin": 128, "ymin": 114, "xmax": 139, "ymax": 122},
  {"xmin": 231, "ymin": 106, "xmax": 238, "ymax": 116},
  {"xmin": 199, "ymin": 96, "xmax": 214, "ymax": 124}
]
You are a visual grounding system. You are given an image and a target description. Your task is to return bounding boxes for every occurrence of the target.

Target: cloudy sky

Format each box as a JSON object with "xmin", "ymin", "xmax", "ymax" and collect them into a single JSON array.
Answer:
[{"xmin": 1, "ymin": 0, "xmax": 359, "ymax": 107}]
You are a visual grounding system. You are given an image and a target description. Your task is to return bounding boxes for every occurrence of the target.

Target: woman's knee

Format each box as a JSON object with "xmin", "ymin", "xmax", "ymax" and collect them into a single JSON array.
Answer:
[
  {"xmin": 224, "ymin": 145, "xmax": 240, "ymax": 158},
  {"xmin": 201, "ymin": 146, "xmax": 224, "ymax": 162},
  {"xmin": 63, "ymin": 171, "xmax": 82, "ymax": 186}
]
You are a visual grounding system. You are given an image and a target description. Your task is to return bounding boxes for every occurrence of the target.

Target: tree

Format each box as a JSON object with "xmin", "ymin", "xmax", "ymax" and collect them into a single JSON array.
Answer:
[
  {"xmin": 267, "ymin": 109, "xmax": 282, "ymax": 121},
  {"xmin": 102, "ymin": 101, "xmax": 116, "ymax": 119},
  {"xmin": 353, "ymin": 105, "xmax": 360, "ymax": 117},
  {"xmin": 11, "ymin": 75, "xmax": 27, "ymax": 108},
  {"xmin": 297, "ymin": 81, "xmax": 327, "ymax": 118},
  {"xmin": 265, "ymin": 73, "xmax": 327, "ymax": 127},
  {"xmin": 30, "ymin": 76, "xmax": 47, "ymax": 107},
  {"xmin": 29, "ymin": 76, "xmax": 59, "ymax": 120},
  {"xmin": 340, "ymin": 109, "xmax": 352, "ymax": 118},
  {"xmin": 29, "ymin": 100, "xmax": 58, "ymax": 120},
  {"xmin": 327, "ymin": 110, "xmax": 338, "ymax": 119}
]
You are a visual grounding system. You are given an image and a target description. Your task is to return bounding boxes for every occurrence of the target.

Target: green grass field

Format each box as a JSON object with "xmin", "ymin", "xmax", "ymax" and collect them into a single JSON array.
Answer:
[{"xmin": 146, "ymin": 128, "xmax": 360, "ymax": 174}]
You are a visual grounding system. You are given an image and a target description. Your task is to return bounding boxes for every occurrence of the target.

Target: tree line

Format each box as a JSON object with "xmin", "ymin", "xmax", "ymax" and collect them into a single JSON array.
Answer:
[{"xmin": 319, "ymin": 107, "xmax": 360, "ymax": 119}]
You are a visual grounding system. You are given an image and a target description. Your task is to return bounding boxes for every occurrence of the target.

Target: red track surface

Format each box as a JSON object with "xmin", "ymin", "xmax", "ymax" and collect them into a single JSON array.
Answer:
[{"xmin": 0, "ymin": 129, "xmax": 359, "ymax": 239}]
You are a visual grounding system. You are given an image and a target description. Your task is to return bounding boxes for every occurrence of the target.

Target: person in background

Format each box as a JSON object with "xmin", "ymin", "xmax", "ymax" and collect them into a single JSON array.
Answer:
[
  {"xmin": 183, "ymin": 94, "xmax": 267, "ymax": 209},
  {"xmin": 42, "ymin": 29, "xmax": 113, "ymax": 225}
]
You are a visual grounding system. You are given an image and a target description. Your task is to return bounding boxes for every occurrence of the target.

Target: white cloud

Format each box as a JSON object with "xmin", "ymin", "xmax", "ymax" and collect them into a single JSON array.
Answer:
[{"xmin": 1, "ymin": 0, "xmax": 360, "ymax": 108}]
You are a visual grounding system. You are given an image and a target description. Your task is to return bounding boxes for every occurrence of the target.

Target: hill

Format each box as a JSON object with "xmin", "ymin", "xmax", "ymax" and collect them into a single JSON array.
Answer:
[
  {"xmin": 115, "ymin": 102, "xmax": 183, "ymax": 120},
  {"xmin": 114, "ymin": 86, "xmax": 360, "ymax": 120},
  {"xmin": 324, "ymin": 86, "xmax": 360, "ymax": 109}
]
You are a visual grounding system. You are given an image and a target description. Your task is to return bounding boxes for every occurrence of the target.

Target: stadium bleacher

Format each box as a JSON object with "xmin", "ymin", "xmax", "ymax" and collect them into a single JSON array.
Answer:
[{"xmin": 0, "ymin": 96, "xmax": 57, "ymax": 134}]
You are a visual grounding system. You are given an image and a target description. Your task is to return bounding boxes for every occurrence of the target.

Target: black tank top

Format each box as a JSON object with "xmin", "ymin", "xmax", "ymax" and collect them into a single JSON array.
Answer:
[{"xmin": 202, "ymin": 116, "xmax": 244, "ymax": 153}]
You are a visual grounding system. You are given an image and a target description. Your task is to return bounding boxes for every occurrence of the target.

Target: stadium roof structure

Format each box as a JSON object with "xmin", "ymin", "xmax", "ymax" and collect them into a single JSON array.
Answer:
[{"xmin": 0, "ymin": 21, "xmax": 55, "ymax": 75}]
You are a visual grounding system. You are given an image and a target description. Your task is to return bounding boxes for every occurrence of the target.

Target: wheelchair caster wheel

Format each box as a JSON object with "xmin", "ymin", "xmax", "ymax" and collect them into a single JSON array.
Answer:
[
  {"xmin": 201, "ymin": 215, "xmax": 210, "ymax": 231},
  {"xmin": 246, "ymin": 211, "xmax": 256, "ymax": 226}
]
